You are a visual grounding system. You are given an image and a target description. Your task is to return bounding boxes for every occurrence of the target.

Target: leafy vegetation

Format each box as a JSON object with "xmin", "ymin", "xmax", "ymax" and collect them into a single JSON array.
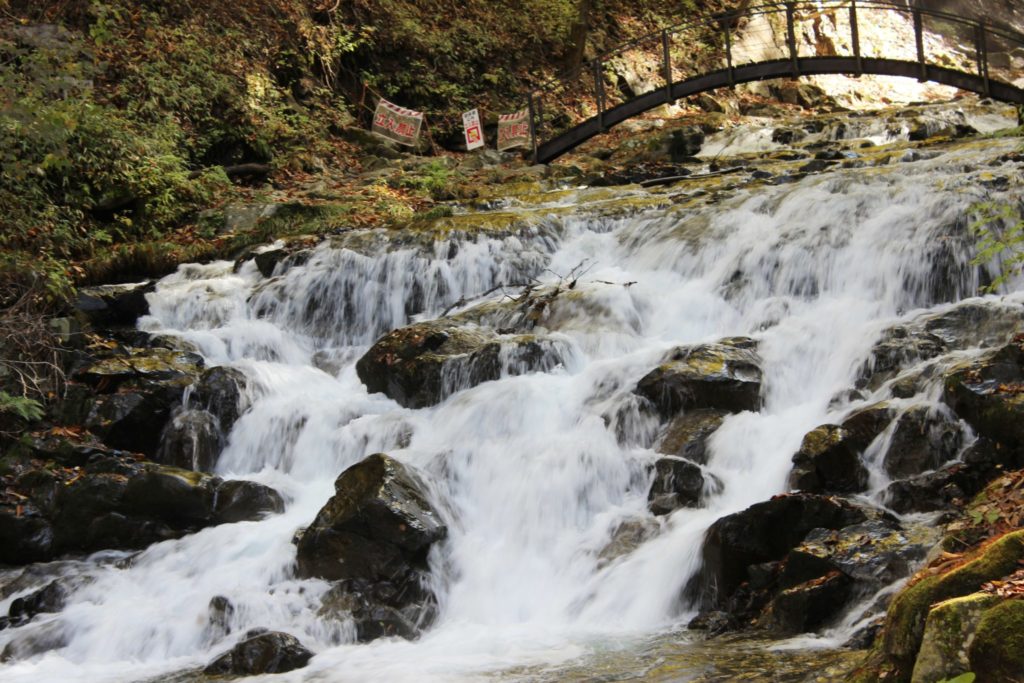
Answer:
[{"xmin": 971, "ymin": 201, "xmax": 1024, "ymax": 291}]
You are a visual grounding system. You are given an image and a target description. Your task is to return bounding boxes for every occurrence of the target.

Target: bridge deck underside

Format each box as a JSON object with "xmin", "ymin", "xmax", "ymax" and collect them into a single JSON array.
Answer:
[{"xmin": 536, "ymin": 56, "xmax": 1024, "ymax": 164}]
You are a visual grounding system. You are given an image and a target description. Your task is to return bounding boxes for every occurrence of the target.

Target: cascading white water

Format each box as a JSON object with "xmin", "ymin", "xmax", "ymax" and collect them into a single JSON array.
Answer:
[{"xmin": 3, "ymin": 131, "xmax": 1024, "ymax": 683}]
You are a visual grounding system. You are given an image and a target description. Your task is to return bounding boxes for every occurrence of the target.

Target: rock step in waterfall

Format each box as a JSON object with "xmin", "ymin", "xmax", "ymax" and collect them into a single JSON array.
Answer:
[{"xmin": 2, "ymin": 102, "xmax": 1024, "ymax": 681}]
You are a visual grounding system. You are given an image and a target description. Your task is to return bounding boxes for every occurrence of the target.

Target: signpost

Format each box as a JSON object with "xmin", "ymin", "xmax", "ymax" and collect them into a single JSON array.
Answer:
[
  {"xmin": 462, "ymin": 108, "xmax": 484, "ymax": 151},
  {"xmin": 372, "ymin": 98, "xmax": 424, "ymax": 147},
  {"xmin": 497, "ymin": 109, "xmax": 531, "ymax": 152}
]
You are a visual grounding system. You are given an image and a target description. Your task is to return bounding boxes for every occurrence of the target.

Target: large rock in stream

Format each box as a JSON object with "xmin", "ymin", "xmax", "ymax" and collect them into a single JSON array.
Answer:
[
  {"xmin": 635, "ymin": 338, "xmax": 762, "ymax": 418},
  {"xmin": 943, "ymin": 333, "xmax": 1024, "ymax": 463},
  {"xmin": 296, "ymin": 454, "xmax": 446, "ymax": 641},
  {"xmin": 204, "ymin": 629, "xmax": 313, "ymax": 676},
  {"xmin": 356, "ymin": 321, "xmax": 563, "ymax": 408},
  {"xmin": 689, "ymin": 493, "xmax": 867, "ymax": 610},
  {"xmin": 0, "ymin": 446, "xmax": 283, "ymax": 565}
]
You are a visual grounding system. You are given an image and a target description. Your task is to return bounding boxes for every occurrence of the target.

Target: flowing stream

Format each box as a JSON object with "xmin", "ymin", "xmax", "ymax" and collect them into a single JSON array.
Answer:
[{"xmin": 3, "ymin": 115, "xmax": 1024, "ymax": 682}]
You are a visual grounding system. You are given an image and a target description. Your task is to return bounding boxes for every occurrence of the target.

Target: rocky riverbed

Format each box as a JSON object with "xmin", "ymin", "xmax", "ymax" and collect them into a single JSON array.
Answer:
[{"xmin": 2, "ymin": 98, "xmax": 1024, "ymax": 682}]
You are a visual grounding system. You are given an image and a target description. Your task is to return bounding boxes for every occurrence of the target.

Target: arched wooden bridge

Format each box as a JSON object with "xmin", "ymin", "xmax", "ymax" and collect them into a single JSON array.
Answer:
[{"xmin": 526, "ymin": 0, "xmax": 1024, "ymax": 163}]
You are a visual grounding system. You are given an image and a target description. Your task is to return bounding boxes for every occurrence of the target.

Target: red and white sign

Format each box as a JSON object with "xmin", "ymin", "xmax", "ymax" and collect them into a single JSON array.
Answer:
[
  {"xmin": 372, "ymin": 98, "xmax": 424, "ymax": 147},
  {"xmin": 497, "ymin": 109, "xmax": 531, "ymax": 152},
  {"xmin": 462, "ymin": 108, "xmax": 484, "ymax": 151}
]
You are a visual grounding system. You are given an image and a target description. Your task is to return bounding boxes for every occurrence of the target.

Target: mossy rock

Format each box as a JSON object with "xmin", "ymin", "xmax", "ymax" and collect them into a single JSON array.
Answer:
[
  {"xmin": 636, "ymin": 338, "xmax": 762, "ymax": 418},
  {"xmin": 355, "ymin": 320, "xmax": 565, "ymax": 409},
  {"xmin": 881, "ymin": 530, "xmax": 1024, "ymax": 678},
  {"xmin": 968, "ymin": 598, "xmax": 1024, "ymax": 682},
  {"xmin": 788, "ymin": 424, "xmax": 869, "ymax": 494},
  {"xmin": 909, "ymin": 592, "xmax": 1000, "ymax": 683}
]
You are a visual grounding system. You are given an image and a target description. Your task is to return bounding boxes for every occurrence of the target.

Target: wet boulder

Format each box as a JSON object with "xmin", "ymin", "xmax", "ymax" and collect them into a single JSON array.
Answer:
[
  {"xmin": 635, "ymin": 338, "xmax": 762, "ymax": 418},
  {"xmin": 884, "ymin": 439, "xmax": 1004, "ymax": 513},
  {"xmin": 654, "ymin": 408, "xmax": 727, "ymax": 465},
  {"xmin": 214, "ymin": 479, "xmax": 285, "ymax": 524},
  {"xmin": 155, "ymin": 409, "xmax": 223, "ymax": 472},
  {"xmin": 691, "ymin": 493, "xmax": 866, "ymax": 608},
  {"xmin": 0, "ymin": 449, "xmax": 284, "ymax": 564},
  {"xmin": 192, "ymin": 365, "xmax": 250, "ymax": 434},
  {"xmin": 74, "ymin": 347, "xmax": 202, "ymax": 389},
  {"xmin": 7, "ymin": 580, "xmax": 67, "ymax": 627},
  {"xmin": 317, "ymin": 578, "xmax": 437, "ymax": 642},
  {"xmin": 881, "ymin": 405, "xmax": 965, "ymax": 479},
  {"xmin": 780, "ymin": 520, "xmax": 934, "ymax": 597},
  {"xmin": 295, "ymin": 453, "xmax": 446, "ymax": 583},
  {"xmin": 788, "ymin": 424, "xmax": 870, "ymax": 494},
  {"xmin": 597, "ymin": 518, "xmax": 659, "ymax": 568},
  {"xmin": 204, "ymin": 629, "xmax": 313, "ymax": 676},
  {"xmin": 765, "ymin": 571, "xmax": 852, "ymax": 635},
  {"xmin": 943, "ymin": 335, "xmax": 1024, "ymax": 461},
  {"xmin": 74, "ymin": 281, "xmax": 155, "ymax": 328},
  {"xmin": 648, "ymin": 457, "xmax": 720, "ymax": 516},
  {"xmin": 840, "ymin": 401, "xmax": 896, "ymax": 446},
  {"xmin": 356, "ymin": 321, "xmax": 563, "ymax": 409},
  {"xmin": 74, "ymin": 346, "xmax": 204, "ymax": 456},
  {"xmin": 858, "ymin": 300, "xmax": 1024, "ymax": 391},
  {"xmin": 0, "ymin": 506, "xmax": 55, "ymax": 566}
]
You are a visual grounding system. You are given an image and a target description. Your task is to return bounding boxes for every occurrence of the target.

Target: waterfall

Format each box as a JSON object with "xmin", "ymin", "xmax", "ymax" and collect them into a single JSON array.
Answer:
[{"xmin": 2, "ymin": 135, "xmax": 1023, "ymax": 683}]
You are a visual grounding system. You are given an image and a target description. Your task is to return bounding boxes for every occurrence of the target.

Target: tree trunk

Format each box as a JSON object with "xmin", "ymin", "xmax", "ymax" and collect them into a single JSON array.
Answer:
[{"xmin": 564, "ymin": 0, "xmax": 594, "ymax": 74}]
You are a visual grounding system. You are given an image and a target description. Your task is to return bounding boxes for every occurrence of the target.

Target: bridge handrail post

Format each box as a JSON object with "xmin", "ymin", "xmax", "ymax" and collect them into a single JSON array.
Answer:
[
  {"xmin": 528, "ymin": 93, "xmax": 538, "ymax": 164},
  {"xmin": 723, "ymin": 17, "xmax": 735, "ymax": 86},
  {"xmin": 785, "ymin": 1, "xmax": 799, "ymax": 77},
  {"xmin": 975, "ymin": 22, "xmax": 991, "ymax": 96},
  {"xmin": 850, "ymin": 0, "xmax": 862, "ymax": 76},
  {"xmin": 662, "ymin": 29, "xmax": 673, "ymax": 104},
  {"xmin": 913, "ymin": 7, "xmax": 927, "ymax": 82}
]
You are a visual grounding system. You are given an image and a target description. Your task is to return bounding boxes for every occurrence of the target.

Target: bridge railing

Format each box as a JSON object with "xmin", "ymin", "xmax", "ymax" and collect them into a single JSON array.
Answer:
[{"xmin": 527, "ymin": 0, "xmax": 1024, "ymax": 162}]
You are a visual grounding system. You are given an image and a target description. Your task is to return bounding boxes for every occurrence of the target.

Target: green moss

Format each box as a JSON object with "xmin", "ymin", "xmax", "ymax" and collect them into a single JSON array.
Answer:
[
  {"xmin": 911, "ymin": 593, "xmax": 1000, "ymax": 682},
  {"xmin": 969, "ymin": 599, "xmax": 1024, "ymax": 682},
  {"xmin": 881, "ymin": 530, "xmax": 1024, "ymax": 679}
]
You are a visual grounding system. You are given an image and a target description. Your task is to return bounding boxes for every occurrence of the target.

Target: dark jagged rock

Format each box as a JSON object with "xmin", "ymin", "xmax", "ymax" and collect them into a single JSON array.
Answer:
[
  {"xmin": 859, "ymin": 300, "xmax": 1024, "ymax": 391},
  {"xmin": 317, "ymin": 578, "xmax": 437, "ymax": 642},
  {"xmin": 943, "ymin": 335, "xmax": 1024, "ymax": 462},
  {"xmin": 254, "ymin": 248, "xmax": 288, "ymax": 277},
  {"xmin": 788, "ymin": 424, "xmax": 870, "ymax": 494},
  {"xmin": 691, "ymin": 493, "xmax": 866, "ymax": 608},
  {"xmin": 766, "ymin": 571, "xmax": 852, "ymax": 635},
  {"xmin": 654, "ymin": 408, "xmax": 727, "ymax": 465},
  {"xmin": 687, "ymin": 610, "xmax": 739, "ymax": 635},
  {"xmin": 296, "ymin": 453, "xmax": 446, "ymax": 583},
  {"xmin": 155, "ymin": 409, "xmax": 223, "ymax": 472},
  {"xmin": 840, "ymin": 401, "xmax": 896, "ymax": 446},
  {"xmin": 203, "ymin": 629, "xmax": 313, "ymax": 676},
  {"xmin": 780, "ymin": 520, "xmax": 931, "ymax": 595},
  {"xmin": 0, "ymin": 508, "xmax": 55, "ymax": 565},
  {"xmin": 74, "ymin": 281, "xmax": 155, "ymax": 328},
  {"xmin": 356, "ymin": 321, "xmax": 562, "ymax": 409},
  {"xmin": 71, "ymin": 346, "xmax": 204, "ymax": 456},
  {"xmin": 881, "ymin": 405, "xmax": 965, "ymax": 479},
  {"xmin": 668, "ymin": 126, "xmax": 705, "ymax": 161},
  {"xmin": 192, "ymin": 365, "xmax": 250, "ymax": 433},
  {"xmin": 298, "ymin": 454, "xmax": 445, "ymax": 642},
  {"xmin": 214, "ymin": 479, "xmax": 285, "ymax": 524},
  {"xmin": 0, "ymin": 449, "xmax": 283, "ymax": 564},
  {"xmin": 7, "ymin": 581, "xmax": 67, "ymax": 627},
  {"xmin": 648, "ymin": 457, "xmax": 719, "ymax": 515},
  {"xmin": 205, "ymin": 596, "xmax": 235, "ymax": 642},
  {"xmin": 635, "ymin": 338, "xmax": 762, "ymax": 418},
  {"xmin": 884, "ymin": 439, "xmax": 1004, "ymax": 513}
]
